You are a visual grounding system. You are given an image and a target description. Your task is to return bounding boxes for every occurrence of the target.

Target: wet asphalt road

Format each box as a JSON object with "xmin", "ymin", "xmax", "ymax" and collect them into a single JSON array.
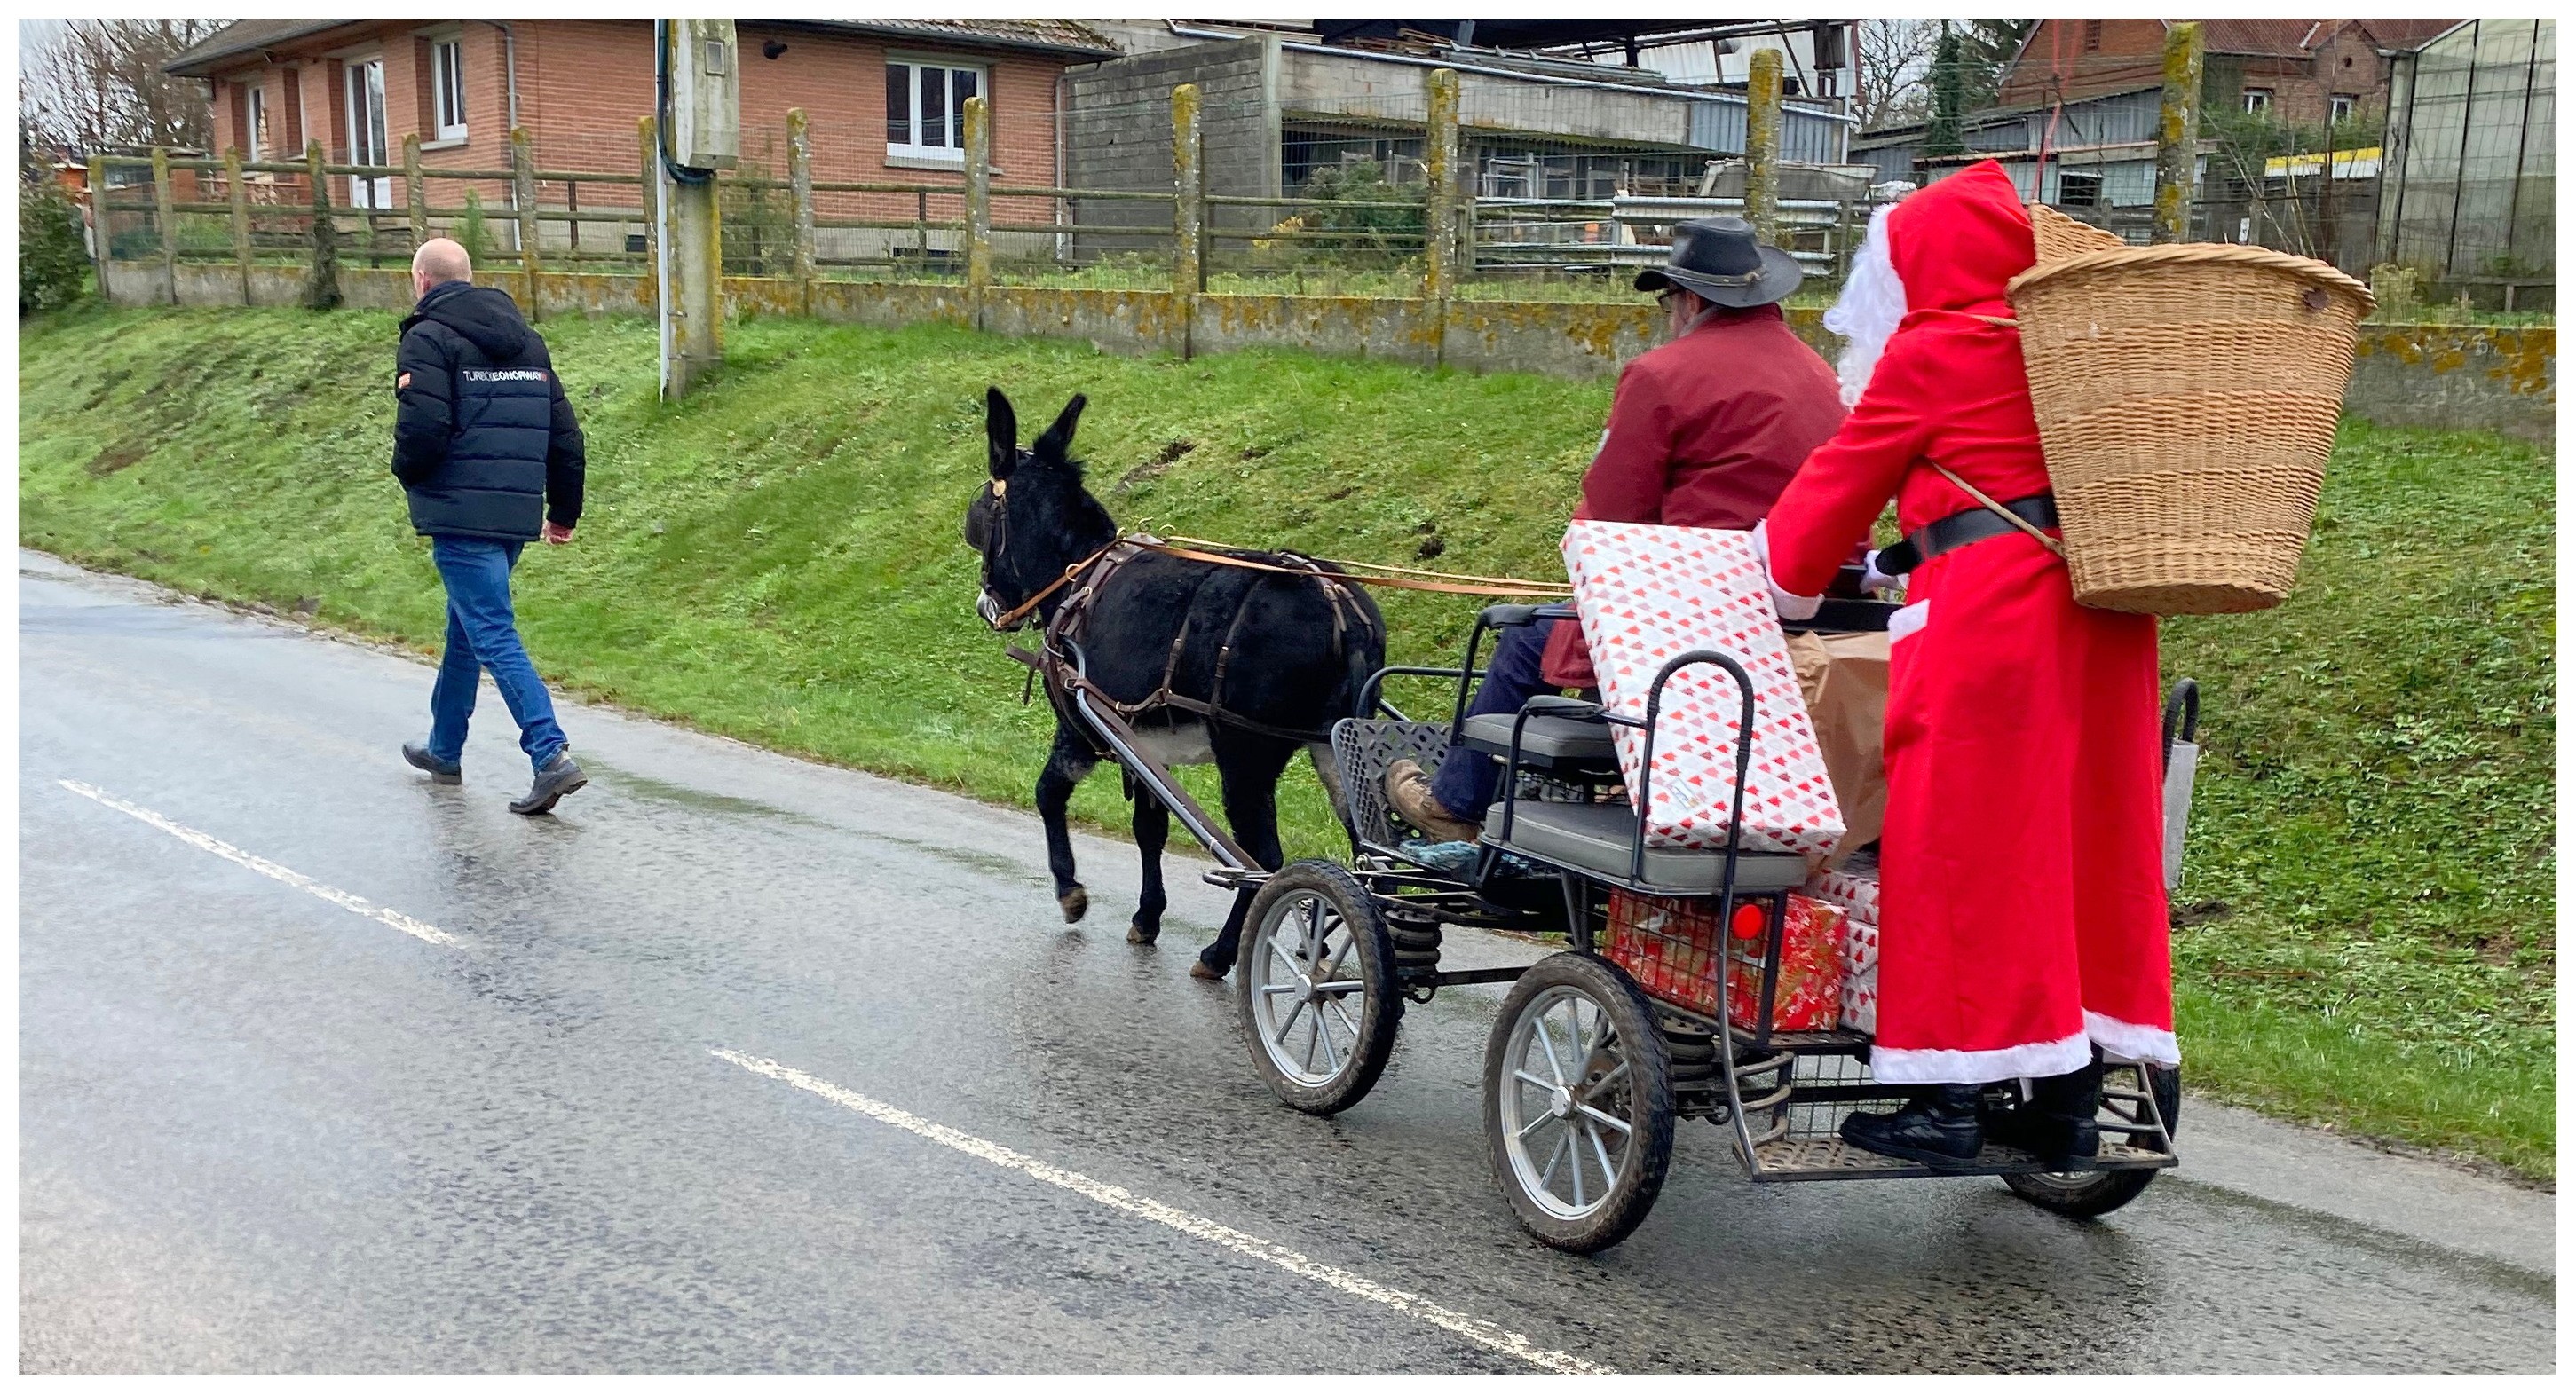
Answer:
[{"xmin": 19, "ymin": 553, "xmax": 2556, "ymax": 1374}]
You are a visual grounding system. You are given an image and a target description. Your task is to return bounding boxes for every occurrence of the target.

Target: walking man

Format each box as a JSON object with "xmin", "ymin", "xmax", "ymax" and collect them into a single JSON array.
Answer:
[{"xmin": 392, "ymin": 237, "xmax": 589, "ymax": 815}]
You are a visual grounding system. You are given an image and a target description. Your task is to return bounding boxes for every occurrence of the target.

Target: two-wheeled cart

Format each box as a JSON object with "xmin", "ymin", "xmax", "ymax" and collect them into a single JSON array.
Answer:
[{"xmin": 1058, "ymin": 598, "xmax": 2184, "ymax": 1253}]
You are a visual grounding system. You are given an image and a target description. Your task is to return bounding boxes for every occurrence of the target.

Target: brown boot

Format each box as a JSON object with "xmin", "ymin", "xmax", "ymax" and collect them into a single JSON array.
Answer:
[{"xmin": 1386, "ymin": 759, "xmax": 1482, "ymax": 844}]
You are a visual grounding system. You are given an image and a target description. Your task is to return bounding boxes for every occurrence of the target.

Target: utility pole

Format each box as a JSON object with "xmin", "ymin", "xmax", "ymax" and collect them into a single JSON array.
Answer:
[
  {"xmin": 655, "ymin": 18, "xmax": 739, "ymax": 400},
  {"xmin": 1746, "ymin": 50, "xmax": 1783, "ymax": 246},
  {"xmin": 2153, "ymin": 21, "xmax": 2206, "ymax": 245}
]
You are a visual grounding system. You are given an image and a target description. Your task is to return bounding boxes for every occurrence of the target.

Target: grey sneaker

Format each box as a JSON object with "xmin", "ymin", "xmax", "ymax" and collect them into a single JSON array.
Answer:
[
  {"xmin": 510, "ymin": 751, "xmax": 588, "ymax": 816},
  {"xmin": 403, "ymin": 741, "xmax": 462, "ymax": 784}
]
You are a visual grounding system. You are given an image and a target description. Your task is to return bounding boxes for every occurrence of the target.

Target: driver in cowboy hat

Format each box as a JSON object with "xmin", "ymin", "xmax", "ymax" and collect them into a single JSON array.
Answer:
[{"xmin": 1389, "ymin": 216, "xmax": 1847, "ymax": 842}]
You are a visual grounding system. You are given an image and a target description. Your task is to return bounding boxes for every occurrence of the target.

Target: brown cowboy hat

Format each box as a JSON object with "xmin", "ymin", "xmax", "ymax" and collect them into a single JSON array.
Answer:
[{"xmin": 1634, "ymin": 214, "xmax": 1803, "ymax": 308}]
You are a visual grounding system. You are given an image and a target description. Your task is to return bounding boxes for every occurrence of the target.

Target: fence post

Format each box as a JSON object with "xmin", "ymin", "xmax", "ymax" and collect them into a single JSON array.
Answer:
[
  {"xmin": 404, "ymin": 133, "xmax": 428, "ymax": 248},
  {"xmin": 511, "ymin": 127, "xmax": 541, "ymax": 315},
  {"xmin": 152, "ymin": 146, "xmax": 178, "ymax": 303},
  {"xmin": 226, "ymin": 146, "xmax": 253, "ymax": 305},
  {"xmin": 1746, "ymin": 50, "xmax": 1783, "ymax": 246},
  {"xmin": 638, "ymin": 116, "xmax": 660, "ymax": 313},
  {"xmin": 787, "ymin": 106, "xmax": 817, "ymax": 314},
  {"xmin": 86, "ymin": 154, "xmax": 114, "ymax": 302},
  {"xmin": 2153, "ymin": 22, "xmax": 2205, "ymax": 245},
  {"xmin": 963, "ymin": 95, "xmax": 992, "ymax": 326},
  {"xmin": 1172, "ymin": 83, "xmax": 1204, "ymax": 295},
  {"xmin": 304, "ymin": 141, "xmax": 341, "ymax": 310},
  {"xmin": 1423, "ymin": 67, "xmax": 1459, "ymax": 305}
]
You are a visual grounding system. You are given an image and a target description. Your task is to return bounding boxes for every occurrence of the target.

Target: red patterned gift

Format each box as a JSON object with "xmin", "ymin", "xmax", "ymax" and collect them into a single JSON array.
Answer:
[
  {"xmin": 1723, "ymin": 893, "xmax": 1848, "ymax": 1031},
  {"xmin": 1561, "ymin": 521, "xmax": 1846, "ymax": 862},
  {"xmin": 1600, "ymin": 890, "xmax": 1732, "ymax": 1017},
  {"xmin": 1802, "ymin": 865, "xmax": 1882, "ymax": 1033}
]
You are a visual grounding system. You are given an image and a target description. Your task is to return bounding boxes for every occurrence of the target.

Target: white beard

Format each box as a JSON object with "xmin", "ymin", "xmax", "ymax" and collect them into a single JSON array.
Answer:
[{"xmin": 1823, "ymin": 203, "xmax": 1907, "ymax": 407}]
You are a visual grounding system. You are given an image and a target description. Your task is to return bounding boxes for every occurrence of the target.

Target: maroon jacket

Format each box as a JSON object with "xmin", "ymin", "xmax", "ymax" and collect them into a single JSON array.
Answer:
[{"xmin": 1541, "ymin": 303, "xmax": 1847, "ymax": 686}]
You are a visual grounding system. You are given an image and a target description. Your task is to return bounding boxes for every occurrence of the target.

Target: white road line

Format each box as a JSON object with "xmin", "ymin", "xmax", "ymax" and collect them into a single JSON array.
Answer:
[
  {"xmin": 58, "ymin": 778, "xmax": 459, "ymax": 948},
  {"xmin": 711, "ymin": 1048, "xmax": 1615, "ymax": 1376}
]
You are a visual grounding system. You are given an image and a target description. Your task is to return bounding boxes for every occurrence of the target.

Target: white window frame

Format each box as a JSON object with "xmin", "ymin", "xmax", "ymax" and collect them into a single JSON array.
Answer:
[
  {"xmin": 884, "ymin": 53, "xmax": 988, "ymax": 168},
  {"xmin": 2328, "ymin": 93, "xmax": 2357, "ymax": 123},
  {"xmin": 245, "ymin": 83, "xmax": 266, "ymax": 162},
  {"xmin": 2241, "ymin": 87, "xmax": 2272, "ymax": 115},
  {"xmin": 430, "ymin": 35, "xmax": 469, "ymax": 142},
  {"xmin": 344, "ymin": 54, "xmax": 391, "ymax": 208}
]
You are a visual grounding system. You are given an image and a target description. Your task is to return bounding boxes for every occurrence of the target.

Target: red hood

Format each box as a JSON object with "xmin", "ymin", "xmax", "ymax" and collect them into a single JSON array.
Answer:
[{"xmin": 1888, "ymin": 160, "xmax": 2035, "ymax": 316}]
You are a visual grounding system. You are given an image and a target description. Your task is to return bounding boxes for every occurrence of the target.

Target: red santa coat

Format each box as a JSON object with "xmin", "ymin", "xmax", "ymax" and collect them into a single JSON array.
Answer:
[
  {"xmin": 1540, "ymin": 303, "xmax": 1845, "ymax": 687},
  {"xmin": 1764, "ymin": 162, "xmax": 2177, "ymax": 1083}
]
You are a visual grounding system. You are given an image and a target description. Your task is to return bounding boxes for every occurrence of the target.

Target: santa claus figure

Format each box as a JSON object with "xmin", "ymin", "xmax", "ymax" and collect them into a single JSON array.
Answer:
[{"xmin": 1758, "ymin": 160, "xmax": 2177, "ymax": 1169}]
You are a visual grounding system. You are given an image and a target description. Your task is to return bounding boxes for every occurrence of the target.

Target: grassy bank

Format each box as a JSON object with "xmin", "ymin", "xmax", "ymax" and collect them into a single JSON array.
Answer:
[{"xmin": 20, "ymin": 304, "xmax": 2555, "ymax": 1179}]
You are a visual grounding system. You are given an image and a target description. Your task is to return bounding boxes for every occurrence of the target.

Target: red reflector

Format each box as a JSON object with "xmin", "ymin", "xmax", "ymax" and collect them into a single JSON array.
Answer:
[{"xmin": 1730, "ymin": 903, "xmax": 1766, "ymax": 939}]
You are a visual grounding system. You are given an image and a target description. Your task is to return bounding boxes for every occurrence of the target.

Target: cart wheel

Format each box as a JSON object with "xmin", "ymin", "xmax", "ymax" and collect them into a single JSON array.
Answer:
[
  {"xmin": 1483, "ymin": 952, "xmax": 1676, "ymax": 1254},
  {"xmin": 2004, "ymin": 1062, "xmax": 2182, "ymax": 1218},
  {"xmin": 1236, "ymin": 860, "xmax": 1403, "ymax": 1115}
]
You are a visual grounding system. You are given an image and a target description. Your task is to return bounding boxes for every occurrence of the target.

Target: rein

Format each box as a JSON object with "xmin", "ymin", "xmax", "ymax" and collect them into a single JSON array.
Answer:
[{"xmin": 982, "ymin": 532, "xmax": 1569, "ymax": 634}]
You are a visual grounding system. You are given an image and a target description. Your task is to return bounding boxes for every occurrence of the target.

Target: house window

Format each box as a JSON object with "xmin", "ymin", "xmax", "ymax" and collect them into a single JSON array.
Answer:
[
  {"xmin": 246, "ymin": 85, "xmax": 266, "ymax": 161},
  {"xmin": 431, "ymin": 38, "xmax": 468, "ymax": 140},
  {"xmin": 2242, "ymin": 87, "xmax": 2272, "ymax": 115},
  {"xmin": 2056, "ymin": 170, "xmax": 2104, "ymax": 206},
  {"xmin": 2083, "ymin": 19, "xmax": 2103, "ymax": 51},
  {"xmin": 885, "ymin": 59, "xmax": 984, "ymax": 159},
  {"xmin": 2329, "ymin": 93, "xmax": 2357, "ymax": 122}
]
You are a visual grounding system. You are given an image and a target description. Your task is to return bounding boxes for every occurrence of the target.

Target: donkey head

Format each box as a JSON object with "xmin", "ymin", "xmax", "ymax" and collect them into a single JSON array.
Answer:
[{"xmin": 968, "ymin": 387, "xmax": 1116, "ymax": 631}]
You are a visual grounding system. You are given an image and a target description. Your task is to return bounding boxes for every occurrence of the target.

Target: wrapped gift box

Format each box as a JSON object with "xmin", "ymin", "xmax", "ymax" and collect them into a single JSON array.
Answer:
[
  {"xmin": 1562, "ymin": 521, "xmax": 1846, "ymax": 862},
  {"xmin": 1601, "ymin": 890, "xmax": 1724, "ymax": 1016},
  {"xmin": 1841, "ymin": 964, "xmax": 1879, "ymax": 1035},
  {"xmin": 1839, "ymin": 916, "xmax": 1880, "ymax": 975},
  {"xmin": 1803, "ymin": 867, "xmax": 1881, "ymax": 926},
  {"xmin": 1721, "ymin": 894, "xmax": 1846, "ymax": 1032},
  {"xmin": 1602, "ymin": 891, "xmax": 1845, "ymax": 1031}
]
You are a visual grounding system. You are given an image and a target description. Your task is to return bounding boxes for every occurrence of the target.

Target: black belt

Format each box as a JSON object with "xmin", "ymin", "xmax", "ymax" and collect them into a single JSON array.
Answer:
[{"xmin": 1875, "ymin": 493, "xmax": 2058, "ymax": 576}]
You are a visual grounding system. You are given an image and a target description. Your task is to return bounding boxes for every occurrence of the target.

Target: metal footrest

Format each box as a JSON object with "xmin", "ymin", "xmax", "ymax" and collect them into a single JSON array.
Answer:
[{"xmin": 1744, "ymin": 1133, "xmax": 2177, "ymax": 1183}]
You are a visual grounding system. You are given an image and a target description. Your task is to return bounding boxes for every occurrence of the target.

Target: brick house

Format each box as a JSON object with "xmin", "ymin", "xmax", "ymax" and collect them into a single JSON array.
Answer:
[
  {"xmin": 1995, "ymin": 19, "xmax": 2459, "ymax": 128},
  {"xmin": 166, "ymin": 18, "xmax": 1117, "ymax": 259}
]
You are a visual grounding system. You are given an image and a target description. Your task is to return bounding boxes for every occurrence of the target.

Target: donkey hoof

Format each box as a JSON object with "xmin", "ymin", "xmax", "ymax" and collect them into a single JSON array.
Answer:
[
  {"xmin": 1126, "ymin": 920, "xmax": 1160, "ymax": 945},
  {"xmin": 1058, "ymin": 887, "xmax": 1089, "ymax": 923},
  {"xmin": 1189, "ymin": 958, "xmax": 1227, "ymax": 981}
]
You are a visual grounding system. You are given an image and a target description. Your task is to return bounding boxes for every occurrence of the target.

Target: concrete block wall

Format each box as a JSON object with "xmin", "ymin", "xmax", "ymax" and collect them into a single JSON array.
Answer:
[
  {"xmin": 101, "ymin": 264, "xmax": 2553, "ymax": 441},
  {"xmin": 1065, "ymin": 35, "xmax": 1276, "ymax": 256}
]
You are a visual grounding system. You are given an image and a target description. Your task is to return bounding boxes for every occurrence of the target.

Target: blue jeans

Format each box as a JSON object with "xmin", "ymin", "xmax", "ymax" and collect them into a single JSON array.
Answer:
[
  {"xmin": 1430, "ymin": 618, "xmax": 1561, "ymax": 824},
  {"xmin": 426, "ymin": 536, "xmax": 567, "ymax": 772}
]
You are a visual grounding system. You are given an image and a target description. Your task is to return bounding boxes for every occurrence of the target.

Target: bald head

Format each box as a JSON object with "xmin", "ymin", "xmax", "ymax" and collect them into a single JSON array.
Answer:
[{"xmin": 412, "ymin": 238, "xmax": 471, "ymax": 297}]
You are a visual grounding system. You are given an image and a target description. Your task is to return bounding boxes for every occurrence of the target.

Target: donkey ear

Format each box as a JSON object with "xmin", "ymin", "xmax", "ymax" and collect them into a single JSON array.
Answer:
[
  {"xmin": 1033, "ymin": 394, "xmax": 1087, "ymax": 461},
  {"xmin": 985, "ymin": 386, "xmax": 1018, "ymax": 479}
]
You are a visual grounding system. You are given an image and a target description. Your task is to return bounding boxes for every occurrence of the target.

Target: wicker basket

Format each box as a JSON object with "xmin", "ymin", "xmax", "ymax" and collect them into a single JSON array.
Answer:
[
  {"xmin": 2027, "ymin": 201, "xmax": 2127, "ymax": 264},
  {"xmin": 2006, "ymin": 243, "xmax": 2375, "ymax": 614}
]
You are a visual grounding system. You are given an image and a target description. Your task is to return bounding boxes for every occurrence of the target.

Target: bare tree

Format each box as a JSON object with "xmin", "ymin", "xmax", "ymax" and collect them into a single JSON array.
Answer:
[
  {"xmin": 1853, "ymin": 18, "xmax": 1940, "ymax": 130},
  {"xmin": 21, "ymin": 19, "xmax": 230, "ymax": 156}
]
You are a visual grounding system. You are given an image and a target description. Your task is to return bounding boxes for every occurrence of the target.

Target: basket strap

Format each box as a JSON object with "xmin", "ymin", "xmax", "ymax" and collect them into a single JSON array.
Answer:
[{"xmin": 1928, "ymin": 461, "xmax": 2065, "ymax": 559}]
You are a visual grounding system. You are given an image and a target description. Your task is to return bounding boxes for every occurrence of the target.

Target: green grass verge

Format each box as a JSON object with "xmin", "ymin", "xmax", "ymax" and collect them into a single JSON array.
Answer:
[{"xmin": 20, "ymin": 303, "xmax": 2556, "ymax": 1179}]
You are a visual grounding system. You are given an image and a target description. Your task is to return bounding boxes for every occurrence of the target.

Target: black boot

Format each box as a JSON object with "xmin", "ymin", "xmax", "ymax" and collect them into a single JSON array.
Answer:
[
  {"xmin": 1839, "ymin": 1084, "xmax": 1983, "ymax": 1168},
  {"xmin": 1987, "ymin": 1056, "xmax": 2104, "ymax": 1169}
]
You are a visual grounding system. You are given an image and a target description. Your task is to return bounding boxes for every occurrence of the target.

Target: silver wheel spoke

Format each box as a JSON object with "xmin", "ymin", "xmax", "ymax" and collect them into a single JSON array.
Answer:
[
  {"xmin": 1314, "ymin": 981, "xmax": 1365, "ymax": 996},
  {"xmin": 1575, "ymin": 1101, "xmax": 1633, "ymax": 1135},
  {"xmin": 1537, "ymin": 1127, "xmax": 1569, "ymax": 1193},
  {"xmin": 1314, "ymin": 1007, "xmax": 1341, "ymax": 1074},
  {"xmin": 1532, "ymin": 1012, "xmax": 1569, "ymax": 1086},
  {"xmin": 1273, "ymin": 997, "xmax": 1308, "ymax": 1045},
  {"xmin": 1585, "ymin": 1121, "xmax": 1619, "ymax": 1190},
  {"xmin": 1515, "ymin": 1110, "xmax": 1556, "ymax": 1139},
  {"xmin": 1568, "ymin": 1128, "xmax": 1588, "ymax": 1208},
  {"xmin": 1270, "ymin": 940, "xmax": 1305, "ymax": 978},
  {"xmin": 1512, "ymin": 1069, "xmax": 1558, "ymax": 1093},
  {"xmin": 1325, "ymin": 997, "xmax": 1362, "ymax": 1042},
  {"xmin": 1259, "ymin": 983, "xmax": 1300, "ymax": 997}
]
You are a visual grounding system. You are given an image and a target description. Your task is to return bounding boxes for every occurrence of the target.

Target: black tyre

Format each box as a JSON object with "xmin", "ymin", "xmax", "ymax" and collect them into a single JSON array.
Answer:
[
  {"xmin": 1236, "ymin": 860, "xmax": 1403, "ymax": 1115},
  {"xmin": 1483, "ymin": 952, "xmax": 1677, "ymax": 1254},
  {"xmin": 2004, "ymin": 1062, "xmax": 2182, "ymax": 1218}
]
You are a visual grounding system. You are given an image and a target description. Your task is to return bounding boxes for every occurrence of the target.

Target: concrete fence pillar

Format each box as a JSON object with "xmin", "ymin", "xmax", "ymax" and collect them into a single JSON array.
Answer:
[
  {"xmin": 787, "ymin": 107, "xmax": 818, "ymax": 314},
  {"xmin": 226, "ymin": 146, "xmax": 253, "ymax": 305},
  {"xmin": 1423, "ymin": 67, "xmax": 1460, "ymax": 305},
  {"xmin": 964, "ymin": 95, "xmax": 992, "ymax": 324},
  {"xmin": 1746, "ymin": 50, "xmax": 1783, "ymax": 246},
  {"xmin": 1172, "ymin": 83, "xmax": 1204, "ymax": 298},
  {"xmin": 304, "ymin": 140, "xmax": 341, "ymax": 310},
  {"xmin": 2154, "ymin": 22, "xmax": 2206, "ymax": 245},
  {"xmin": 404, "ymin": 133, "xmax": 429, "ymax": 248},
  {"xmin": 511, "ymin": 127, "xmax": 541, "ymax": 314},
  {"xmin": 86, "ymin": 154, "xmax": 113, "ymax": 301},
  {"xmin": 151, "ymin": 146, "xmax": 178, "ymax": 304}
]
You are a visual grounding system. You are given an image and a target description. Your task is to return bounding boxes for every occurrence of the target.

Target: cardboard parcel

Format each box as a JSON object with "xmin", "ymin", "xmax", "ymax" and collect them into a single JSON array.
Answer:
[
  {"xmin": 1561, "ymin": 521, "xmax": 1846, "ymax": 862},
  {"xmin": 1784, "ymin": 629, "xmax": 1892, "ymax": 870}
]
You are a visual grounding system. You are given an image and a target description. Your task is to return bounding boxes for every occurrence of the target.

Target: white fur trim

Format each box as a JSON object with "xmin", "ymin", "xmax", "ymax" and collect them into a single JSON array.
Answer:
[
  {"xmin": 1824, "ymin": 203, "xmax": 1906, "ymax": 407},
  {"xmin": 1750, "ymin": 521, "xmax": 1821, "ymax": 619},
  {"xmin": 2086, "ymin": 1011, "xmax": 2181, "ymax": 1067},
  {"xmin": 1887, "ymin": 598, "xmax": 1931, "ymax": 642},
  {"xmin": 1871, "ymin": 1029, "xmax": 2091, "ymax": 1085}
]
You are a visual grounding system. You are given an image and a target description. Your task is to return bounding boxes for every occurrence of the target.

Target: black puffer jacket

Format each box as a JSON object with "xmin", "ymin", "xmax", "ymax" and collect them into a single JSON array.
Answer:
[{"xmin": 392, "ymin": 280, "xmax": 585, "ymax": 540}]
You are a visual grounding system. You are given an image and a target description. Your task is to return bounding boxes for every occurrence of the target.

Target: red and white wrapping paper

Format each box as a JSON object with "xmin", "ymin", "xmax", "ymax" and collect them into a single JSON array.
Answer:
[
  {"xmin": 1841, "ymin": 966, "xmax": 1879, "ymax": 1035},
  {"xmin": 1803, "ymin": 866, "xmax": 1882, "ymax": 928},
  {"xmin": 1802, "ymin": 865, "xmax": 1882, "ymax": 1032},
  {"xmin": 1561, "ymin": 522, "xmax": 1846, "ymax": 861}
]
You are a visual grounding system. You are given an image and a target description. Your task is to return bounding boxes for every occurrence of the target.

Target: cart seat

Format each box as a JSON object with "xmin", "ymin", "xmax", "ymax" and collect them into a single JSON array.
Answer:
[
  {"xmin": 1482, "ymin": 800, "xmax": 1808, "ymax": 893},
  {"xmin": 1458, "ymin": 712, "xmax": 1617, "ymax": 768}
]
